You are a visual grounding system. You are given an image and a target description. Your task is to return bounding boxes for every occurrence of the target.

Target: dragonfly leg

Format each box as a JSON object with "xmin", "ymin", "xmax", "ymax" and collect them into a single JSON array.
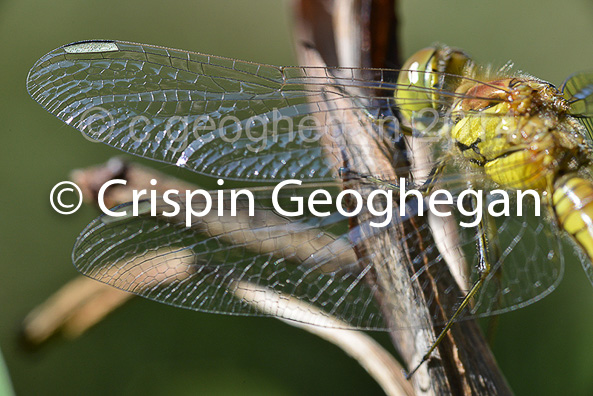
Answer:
[
  {"xmin": 337, "ymin": 167, "xmax": 401, "ymax": 190},
  {"xmin": 417, "ymin": 160, "xmax": 447, "ymax": 195},
  {"xmin": 479, "ymin": 199, "xmax": 504, "ymax": 343},
  {"xmin": 338, "ymin": 159, "xmax": 448, "ymax": 196},
  {"xmin": 406, "ymin": 193, "xmax": 500, "ymax": 379},
  {"xmin": 405, "ymin": 269, "xmax": 489, "ymax": 379}
]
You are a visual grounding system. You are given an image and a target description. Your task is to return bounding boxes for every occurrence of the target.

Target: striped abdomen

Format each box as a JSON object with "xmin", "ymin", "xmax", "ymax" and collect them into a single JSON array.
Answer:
[{"xmin": 553, "ymin": 175, "xmax": 593, "ymax": 260}]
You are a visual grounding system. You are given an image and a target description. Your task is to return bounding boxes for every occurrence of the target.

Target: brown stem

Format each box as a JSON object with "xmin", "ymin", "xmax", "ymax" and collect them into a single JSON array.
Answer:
[{"xmin": 291, "ymin": 1, "xmax": 512, "ymax": 394}]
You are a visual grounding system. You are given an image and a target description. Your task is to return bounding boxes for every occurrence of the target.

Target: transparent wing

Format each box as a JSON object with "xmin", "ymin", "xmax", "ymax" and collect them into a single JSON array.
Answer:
[
  {"xmin": 455, "ymin": 196, "xmax": 565, "ymax": 318},
  {"xmin": 562, "ymin": 71, "xmax": 593, "ymax": 139},
  {"xmin": 72, "ymin": 187, "xmax": 564, "ymax": 330},
  {"xmin": 73, "ymin": 188, "xmax": 389, "ymax": 330},
  {"xmin": 27, "ymin": 40, "xmax": 504, "ymax": 182},
  {"xmin": 30, "ymin": 40, "xmax": 565, "ymax": 329}
]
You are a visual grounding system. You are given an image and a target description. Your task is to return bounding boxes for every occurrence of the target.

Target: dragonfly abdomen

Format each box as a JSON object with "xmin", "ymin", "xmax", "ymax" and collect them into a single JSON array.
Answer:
[{"xmin": 553, "ymin": 175, "xmax": 593, "ymax": 260}]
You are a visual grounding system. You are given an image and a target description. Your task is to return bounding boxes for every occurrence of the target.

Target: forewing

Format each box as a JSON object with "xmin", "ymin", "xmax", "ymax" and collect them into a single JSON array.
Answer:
[{"xmin": 27, "ymin": 40, "xmax": 502, "ymax": 182}]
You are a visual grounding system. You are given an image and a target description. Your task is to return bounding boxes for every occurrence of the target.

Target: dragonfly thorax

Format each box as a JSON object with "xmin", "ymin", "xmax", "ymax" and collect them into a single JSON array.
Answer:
[{"xmin": 450, "ymin": 77, "xmax": 591, "ymax": 192}]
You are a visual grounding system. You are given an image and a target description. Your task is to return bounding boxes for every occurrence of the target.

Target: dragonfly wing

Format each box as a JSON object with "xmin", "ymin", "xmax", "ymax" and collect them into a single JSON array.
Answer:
[
  {"xmin": 448, "ymin": 192, "xmax": 565, "ymax": 320},
  {"xmin": 562, "ymin": 71, "xmax": 593, "ymax": 139},
  {"xmin": 72, "ymin": 189, "xmax": 395, "ymax": 330},
  {"xmin": 26, "ymin": 40, "xmax": 402, "ymax": 182},
  {"xmin": 71, "ymin": 183, "xmax": 565, "ymax": 330},
  {"xmin": 27, "ymin": 40, "xmax": 498, "ymax": 182},
  {"xmin": 29, "ymin": 40, "xmax": 564, "ymax": 327}
]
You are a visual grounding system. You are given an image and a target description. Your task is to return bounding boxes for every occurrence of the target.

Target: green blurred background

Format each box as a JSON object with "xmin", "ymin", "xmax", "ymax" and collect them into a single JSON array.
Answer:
[{"xmin": 2, "ymin": 0, "xmax": 593, "ymax": 394}]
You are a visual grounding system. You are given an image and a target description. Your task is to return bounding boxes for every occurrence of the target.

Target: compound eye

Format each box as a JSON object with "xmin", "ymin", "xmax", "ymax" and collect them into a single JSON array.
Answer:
[
  {"xmin": 398, "ymin": 47, "xmax": 440, "ymax": 90},
  {"xmin": 395, "ymin": 45, "xmax": 473, "ymax": 127}
]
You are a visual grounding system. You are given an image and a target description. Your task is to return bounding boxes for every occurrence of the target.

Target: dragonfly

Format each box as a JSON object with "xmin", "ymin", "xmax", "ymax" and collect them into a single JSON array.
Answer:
[{"xmin": 26, "ymin": 40, "xmax": 593, "ymax": 375}]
